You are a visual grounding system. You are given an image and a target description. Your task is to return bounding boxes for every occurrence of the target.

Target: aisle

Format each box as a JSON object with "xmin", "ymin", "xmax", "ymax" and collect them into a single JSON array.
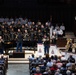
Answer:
[{"xmin": 6, "ymin": 64, "xmax": 30, "ymax": 75}]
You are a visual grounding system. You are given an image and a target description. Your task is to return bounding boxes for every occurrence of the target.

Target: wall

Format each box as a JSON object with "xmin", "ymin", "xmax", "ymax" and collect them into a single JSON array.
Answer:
[{"xmin": 0, "ymin": 0, "xmax": 75, "ymax": 31}]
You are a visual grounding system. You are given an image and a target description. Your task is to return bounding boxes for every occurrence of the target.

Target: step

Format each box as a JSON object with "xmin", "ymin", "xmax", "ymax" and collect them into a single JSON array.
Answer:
[{"xmin": 8, "ymin": 60, "xmax": 29, "ymax": 64}]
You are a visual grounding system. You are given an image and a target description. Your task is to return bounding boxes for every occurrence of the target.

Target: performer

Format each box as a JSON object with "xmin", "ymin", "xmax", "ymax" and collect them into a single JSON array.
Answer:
[
  {"xmin": 3, "ymin": 29, "xmax": 10, "ymax": 41},
  {"xmin": 16, "ymin": 29, "xmax": 23, "ymax": 52},
  {"xmin": 9, "ymin": 28, "xmax": 16, "ymax": 41},
  {"xmin": 0, "ymin": 36, "xmax": 4, "ymax": 54},
  {"xmin": 43, "ymin": 36, "xmax": 50, "ymax": 55},
  {"xmin": 60, "ymin": 23, "xmax": 65, "ymax": 36},
  {"xmin": 68, "ymin": 39, "xmax": 72, "ymax": 52},
  {"xmin": 51, "ymin": 32, "xmax": 57, "ymax": 45}
]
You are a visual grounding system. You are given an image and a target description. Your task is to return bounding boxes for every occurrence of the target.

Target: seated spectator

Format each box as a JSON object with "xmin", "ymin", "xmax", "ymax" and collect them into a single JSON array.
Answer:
[
  {"xmin": 34, "ymin": 66, "xmax": 42, "ymax": 75},
  {"xmin": 39, "ymin": 62, "xmax": 47, "ymax": 72},
  {"xmin": 46, "ymin": 59, "xmax": 53, "ymax": 67},
  {"xmin": 66, "ymin": 70, "xmax": 71, "ymax": 75},
  {"xmin": 50, "ymin": 63, "xmax": 58, "ymax": 71},
  {"xmin": 56, "ymin": 59, "xmax": 62, "ymax": 69},
  {"xmin": 43, "ymin": 67, "xmax": 50, "ymax": 75},
  {"xmin": 68, "ymin": 55, "xmax": 75, "ymax": 63},
  {"xmin": 43, "ymin": 54, "xmax": 49, "ymax": 61},
  {"xmin": 54, "ymin": 55, "xmax": 58, "ymax": 61},
  {"xmin": 70, "ymin": 63, "xmax": 76, "ymax": 73},
  {"xmin": 28, "ymin": 54, "xmax": 35, "ymax": 61},
  {"xmin": 66, "ymin": 61, "xmax": 72, "ymax": 68},
  {"xmin": 60, "ymin": 62, "xmax": 67, "ymax": 71},
  {"xmin": 61, "ymin": 53, "xmax": 67, "ymax": 62},
  {"xmin": 55, "ymin": 69, "xmax": 62, "ymax": 75}
]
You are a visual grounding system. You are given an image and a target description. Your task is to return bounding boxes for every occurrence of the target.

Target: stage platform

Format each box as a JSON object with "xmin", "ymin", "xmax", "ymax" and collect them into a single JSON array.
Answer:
[
  {"xmin": 4, "ymin": 46, "xmax": 66, "ymax": 64},
  {"xmin": 2, "ymin": 48, "xmax": 76, "ymax": 64},
  {"xmin": 8, "ymin": 50, "xmax": 36, "ymax": 64}
]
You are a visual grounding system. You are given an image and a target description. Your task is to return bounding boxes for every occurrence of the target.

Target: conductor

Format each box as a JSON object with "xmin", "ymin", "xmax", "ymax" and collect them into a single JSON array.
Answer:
[{"xmin": 16, "ymin": 29, "xmax": 23, "ymax": 52}]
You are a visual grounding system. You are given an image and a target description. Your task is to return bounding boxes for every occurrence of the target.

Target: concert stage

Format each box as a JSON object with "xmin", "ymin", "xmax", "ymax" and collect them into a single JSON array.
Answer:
[{"xmin": 4, "ymin": 37, "xmax": 73, "ymax": 63}]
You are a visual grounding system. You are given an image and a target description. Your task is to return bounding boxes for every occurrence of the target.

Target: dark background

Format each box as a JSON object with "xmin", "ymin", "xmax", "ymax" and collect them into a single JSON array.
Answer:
[{"xmin": 0, "ymin": 0, "xmax": 76, "ymax": 32}]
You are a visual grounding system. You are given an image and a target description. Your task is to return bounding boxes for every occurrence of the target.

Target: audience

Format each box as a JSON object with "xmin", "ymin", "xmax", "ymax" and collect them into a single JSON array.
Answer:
[
  {"xmin": 29, "ymin": 54, "xmax": 76, "ymax": 75},
  {"xmin": 0, "ymin": 55, "xmax": 8, "ymax": 75}
]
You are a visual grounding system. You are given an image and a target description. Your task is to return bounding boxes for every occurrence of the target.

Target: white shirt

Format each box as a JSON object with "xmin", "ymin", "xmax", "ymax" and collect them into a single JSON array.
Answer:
[
  {"xmin": 60, "ymin": 25, "xmax": 65, "ymax": 31},
  {"xmin": 61, "ymin": 56, "xmax": 67, "ymax": 61},
  {"xmin": 57, "ymin": 29, "xmax": 63, "ymax": 35},
  {"xmin": 53, "ymin": 29, "xmax": 58, "ymax": 35},
  {"xmin": 47, "ymin": 61, "xmax": 53, "ymax": 67}
]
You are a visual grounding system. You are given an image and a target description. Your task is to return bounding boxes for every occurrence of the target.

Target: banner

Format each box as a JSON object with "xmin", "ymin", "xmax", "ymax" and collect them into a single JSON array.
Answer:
[
  {"xmin": 35, "ymin": 43, "xmax": 44, "ymax": 57},
  {"xmin": 49, "ymin": 45, "xmax": 61, "ymax": 57}
]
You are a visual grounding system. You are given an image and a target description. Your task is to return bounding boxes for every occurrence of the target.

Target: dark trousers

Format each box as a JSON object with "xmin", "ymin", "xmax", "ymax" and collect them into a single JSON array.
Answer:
[
  {"xmin": 44, "ymin": 45, "xmax": 49, "ymax": 54},
  {"xmin": 16, "ymin": 42, "xmax": 22, "ymax": 52},
  {"xmin": 0, "ymin": 49, "xmax": 3, "ymax": 54},
  {"xmin": 68, "ymin": 47, "xmax": 72, "ymax": 52}
]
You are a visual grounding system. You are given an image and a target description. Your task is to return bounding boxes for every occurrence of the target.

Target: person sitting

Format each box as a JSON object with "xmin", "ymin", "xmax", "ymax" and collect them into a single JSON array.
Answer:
[
  {"xmin": 46, "ymin": 59, "xmax": 53, "ymax": 68},
  {"xmin": 66, "ymin": 70, "xmax": 71, "ymax": 75},
  {"xmin": 34, "ymin": 66, "xmax": 42, "ymax": 75},
  {"xmin": 66, "ymin": 61, "xmax": 72, "ymax": 68},
  {"xmin": 50, "ymin": 63, "xmax": 58, "ymax": 72},
  {"xmin": 56, "ymin": 59, "xmax": 62, "ymax": 69},
  {"xmin": 68, "ymin": 55, "xmax": 75, "ymax": 63}
]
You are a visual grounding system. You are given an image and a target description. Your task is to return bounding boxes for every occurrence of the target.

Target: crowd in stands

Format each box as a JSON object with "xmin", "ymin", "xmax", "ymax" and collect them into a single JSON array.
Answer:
[
  {"xmin": 29, "ymin": 54, "xmax": 76, "ymax": 75},
  {"xmin": 0, "ymin": 55, "xmax": 8, "ymax": 75},
  {"xmin": 0, "ymin": 16, "xmax": 65, "ymax": 42}
]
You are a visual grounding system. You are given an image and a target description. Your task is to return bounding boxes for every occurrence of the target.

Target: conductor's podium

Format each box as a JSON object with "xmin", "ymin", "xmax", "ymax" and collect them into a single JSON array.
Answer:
[{"xmin": 9, "ymin": 51, "xmax": 25, "ymax": 58}]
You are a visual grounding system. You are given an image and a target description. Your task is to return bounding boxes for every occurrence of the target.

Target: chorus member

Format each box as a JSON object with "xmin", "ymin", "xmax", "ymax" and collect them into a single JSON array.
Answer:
[
  {"xmin": 10, "ymin": 28, "xmax": 16, "ymax": 41},
  {"xmin": 60, "ymin": 23, "xmax": 65, "ymax": 36},
  {"xmin": 57, "ymin": 28, "xmax": 63, "ymax": 37},
  {"xmin": 51, "ymin": 32, "xmax": 57, "ymax": 45},
  {"xmin": 55, "ymin": 24, "xmax": 59, "ymax": 30}
]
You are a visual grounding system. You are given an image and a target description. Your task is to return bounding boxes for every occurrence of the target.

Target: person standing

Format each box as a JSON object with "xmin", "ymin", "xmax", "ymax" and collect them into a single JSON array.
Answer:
[
  {"xmin": 51, "ymin": 32, "xmax": 57, "ymax": 45},
  {"xmin": 16, "ymin": 29, "xmax": 23, "ymax": 52},
  {"xmin": 0, "ymin": 36, "xmax": 4, "ymax": 54},
  {"xmin": 60, "ymin": 23, "xmax": 65, "ymax": 36},
  {"xmin": 43, "ymin": 36, "xmax": 50, "ymax": 55}
]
